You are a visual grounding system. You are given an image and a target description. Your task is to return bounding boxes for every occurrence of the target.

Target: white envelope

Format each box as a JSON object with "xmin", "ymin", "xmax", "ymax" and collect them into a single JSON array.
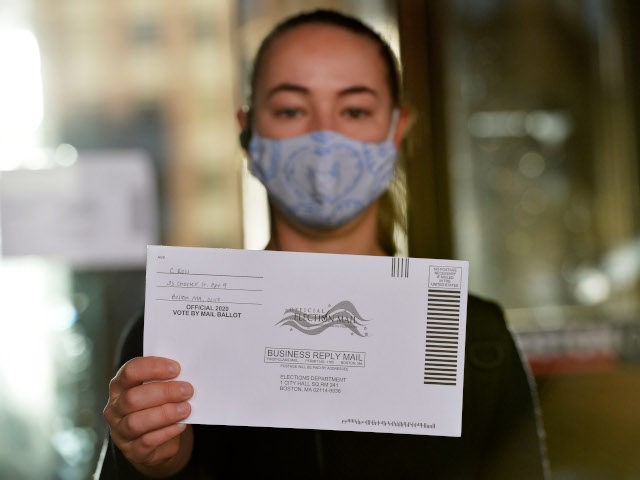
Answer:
[{"xmin": 144, "ymin": 246, "xmax": 469, "ymax": 437}]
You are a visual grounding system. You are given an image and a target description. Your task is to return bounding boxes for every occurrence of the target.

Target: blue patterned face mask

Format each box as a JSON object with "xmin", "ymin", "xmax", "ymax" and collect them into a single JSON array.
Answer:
[{"xmin": 248, "ymin": 112, "xmax": 399, "ymax": 229}]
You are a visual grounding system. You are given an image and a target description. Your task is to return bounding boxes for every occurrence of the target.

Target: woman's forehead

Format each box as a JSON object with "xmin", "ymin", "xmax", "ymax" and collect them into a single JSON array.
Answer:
[{"xmin": 255, "ymin": 23, "xmax": 388, "ymax": 94}]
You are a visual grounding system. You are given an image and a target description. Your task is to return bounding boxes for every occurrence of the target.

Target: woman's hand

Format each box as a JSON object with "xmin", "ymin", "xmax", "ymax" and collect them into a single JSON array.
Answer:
[{"xmin": 103, "ymin": 356, "xmax": 194, "ymax": 477}]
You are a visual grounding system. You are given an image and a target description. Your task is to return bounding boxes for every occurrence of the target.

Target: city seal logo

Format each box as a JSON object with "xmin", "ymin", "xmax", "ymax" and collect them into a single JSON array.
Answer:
[{"xmin": 277, "ymin": 300, "xmax": 369, "ymax": 336}]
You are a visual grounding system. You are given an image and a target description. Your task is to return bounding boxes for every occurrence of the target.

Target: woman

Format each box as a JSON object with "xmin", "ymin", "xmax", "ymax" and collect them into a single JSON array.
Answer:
[{"xmin": 100, "ymin": 9, "xmax": 548, "ymax": 479}]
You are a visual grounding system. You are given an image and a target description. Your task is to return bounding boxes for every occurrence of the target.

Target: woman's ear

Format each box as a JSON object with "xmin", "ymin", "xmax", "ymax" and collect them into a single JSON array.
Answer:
[
  {"xmin": 392, "ymin": 106, "xmax": 415, "ymax": 149},
  {"xmin": 237, "ymin": 107, "xmax": 249, "ymax": 130}
]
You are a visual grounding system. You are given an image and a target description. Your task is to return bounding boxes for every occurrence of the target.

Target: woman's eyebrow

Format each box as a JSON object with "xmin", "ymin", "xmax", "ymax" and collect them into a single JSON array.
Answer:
[
  {"xmin": 266, "ymin": 83, "xmax": 309, "ymax": 98},
  {"xmin": 338, "ymin": 85, "xmax": 378, "ymax": 98}
]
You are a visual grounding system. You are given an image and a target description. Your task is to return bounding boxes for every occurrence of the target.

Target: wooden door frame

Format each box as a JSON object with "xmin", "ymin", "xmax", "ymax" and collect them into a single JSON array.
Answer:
[{"xmin": 396, "ymin": 1, "xmax": 453, "ymax": 259}]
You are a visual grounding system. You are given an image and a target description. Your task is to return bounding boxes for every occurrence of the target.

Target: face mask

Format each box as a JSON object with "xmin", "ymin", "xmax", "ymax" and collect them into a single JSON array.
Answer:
[{"xmin": 248, "ymin": 111, "xmax": 399, "ymax": 229}]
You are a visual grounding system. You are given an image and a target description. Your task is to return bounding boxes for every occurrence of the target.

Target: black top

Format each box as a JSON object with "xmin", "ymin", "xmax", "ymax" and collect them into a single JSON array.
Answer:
[{"xmin": 97, "ymin": 295, "xmax": 548, "ymax": 479}]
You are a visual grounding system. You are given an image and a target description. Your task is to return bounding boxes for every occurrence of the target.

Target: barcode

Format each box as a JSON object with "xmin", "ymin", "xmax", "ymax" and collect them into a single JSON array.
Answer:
[
  {"xmin": 391, "ymin": 257, "xmax": 409, "ymax": 278},
  {"xmin": 424, "ymin": 289, "xmax": 461, "ymax": 386}
]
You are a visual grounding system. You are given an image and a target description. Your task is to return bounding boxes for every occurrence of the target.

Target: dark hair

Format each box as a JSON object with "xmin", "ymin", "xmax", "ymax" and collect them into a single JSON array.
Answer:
[{"xmin": 245, "ymin": 9, "xmax": 406, "ymax": 255}]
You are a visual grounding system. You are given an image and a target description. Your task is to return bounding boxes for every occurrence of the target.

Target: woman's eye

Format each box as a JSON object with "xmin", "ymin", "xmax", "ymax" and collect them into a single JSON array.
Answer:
[
  {"xmin": 343, "ymin": 108, "xmax": 371, "ymax": 119},
  {"xmin": 274, "ymin": 108, "xmax": 303, "ymax": 119}
]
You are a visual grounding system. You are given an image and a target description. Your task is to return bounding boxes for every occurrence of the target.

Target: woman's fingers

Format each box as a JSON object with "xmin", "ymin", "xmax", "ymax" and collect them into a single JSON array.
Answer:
[
  {"xmin": 109, "ymin": 356, "xmax": 180, "ymax": 396},
  {"xmin": 104, "ymin": 355, "xmax": 193, "ymax": 442},
  {"xmin": 116, "ymin": 401, "xmax": 192, "ymax": 441},
  {"xmin": 110, "ymin": 380, "xmax": 193, "ymax": 418},
  {"xmin": 103, "ymin": 356, "xmax": 195, "ymax": 472}
]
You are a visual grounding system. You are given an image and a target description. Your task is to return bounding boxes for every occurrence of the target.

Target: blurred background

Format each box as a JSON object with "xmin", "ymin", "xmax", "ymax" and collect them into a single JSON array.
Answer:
[{"xmin": 0, "ymin": 0, "xmax": 637, "ymax": 479}]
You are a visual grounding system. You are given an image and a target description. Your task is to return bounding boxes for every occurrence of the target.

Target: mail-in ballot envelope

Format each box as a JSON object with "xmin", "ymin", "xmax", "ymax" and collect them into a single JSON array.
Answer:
[{"xmin": 144, "ymin": 245, "xmax": 469, "ymax": 436}]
